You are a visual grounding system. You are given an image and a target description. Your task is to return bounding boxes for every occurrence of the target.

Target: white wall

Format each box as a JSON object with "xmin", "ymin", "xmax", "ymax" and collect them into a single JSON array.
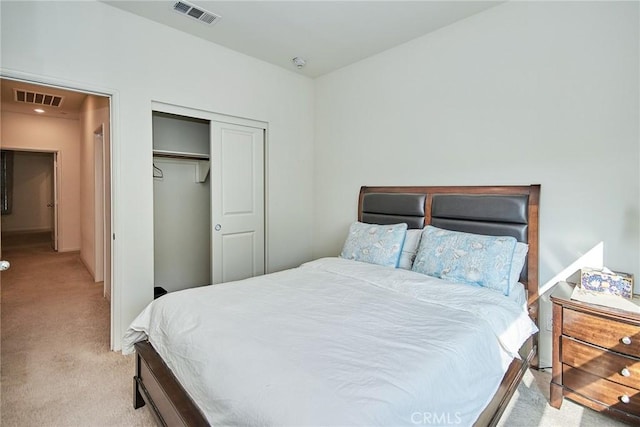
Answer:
[
  {"xmin": 314, "ymin": 1, "xmax": 639, "ymax": 368},
  {"xmin": 315, "ymin": 1, "xmax": 639, "ymax": 281},
  {"xmin": 0, "ymin": 112, "xmax": 81, "ymax": 251},
  {"xmin": 0, "ymin": 151, "xmax": 53, "ymax": 233},
  {"xmin": 0, "ymin": 0, "xmax": 315, "ymax": 350}
]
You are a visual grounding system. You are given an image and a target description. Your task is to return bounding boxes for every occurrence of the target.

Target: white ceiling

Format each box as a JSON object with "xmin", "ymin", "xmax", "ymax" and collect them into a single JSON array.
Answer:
[{"xmin": 103, "ymin": 1, "xmax": 504, "ymax": 78}]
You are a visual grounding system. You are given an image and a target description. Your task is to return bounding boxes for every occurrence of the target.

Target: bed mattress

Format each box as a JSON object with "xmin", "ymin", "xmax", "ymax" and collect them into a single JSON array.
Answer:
[{"xmin": 124, "ymin": 257, "xmax": 537, "ymax": 426}]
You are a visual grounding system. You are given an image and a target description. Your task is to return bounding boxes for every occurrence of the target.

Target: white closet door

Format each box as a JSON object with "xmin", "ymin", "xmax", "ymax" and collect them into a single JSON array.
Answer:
[{"xmin": 211, "ymin": 121, "xmax": 265, "ymax": 284}]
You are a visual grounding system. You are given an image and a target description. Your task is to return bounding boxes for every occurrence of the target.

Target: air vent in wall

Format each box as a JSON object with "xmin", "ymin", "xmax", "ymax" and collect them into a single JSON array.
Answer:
[
  {"xmin": 14, "ymin": 89, "xmax": 64, "ymax": 107},
  {"xmin": 172, "ymin": 1, "xmax": 221, "ymax": 25}
]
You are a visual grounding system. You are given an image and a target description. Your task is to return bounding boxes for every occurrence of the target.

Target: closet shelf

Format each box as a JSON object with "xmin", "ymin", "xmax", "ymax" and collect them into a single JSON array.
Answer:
[{"xmin": 153, "ymin": 149, "xmax": 210, "ymax": 161}]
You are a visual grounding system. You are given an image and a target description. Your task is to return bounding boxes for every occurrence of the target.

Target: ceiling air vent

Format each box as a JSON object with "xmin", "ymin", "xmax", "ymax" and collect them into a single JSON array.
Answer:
[
  {"xmin": 14, "ymin": 89, "xmax": 64, "ymax": 108},
  {"xmin": 172, "ymin": 1, "xmax": 221, "ymax": 25}
]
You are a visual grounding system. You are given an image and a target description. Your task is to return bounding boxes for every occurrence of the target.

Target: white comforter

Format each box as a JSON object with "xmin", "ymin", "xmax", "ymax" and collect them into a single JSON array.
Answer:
[{"xmin": 123, "ymin": 257, "xmax": 537, "ymax": 426}]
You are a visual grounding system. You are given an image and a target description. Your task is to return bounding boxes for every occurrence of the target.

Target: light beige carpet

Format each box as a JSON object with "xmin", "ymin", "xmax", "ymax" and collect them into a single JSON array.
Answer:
[
  {"xmin": 0, "ymin": 238, "xmax": 628, "ymax": 426},
  {"xmin": 1, "ymin": 239, "xmax": 155, "ymax": 426},
  {"xmin": 499, "ymin": 369, "xmax": 626, "ymax": 427}
]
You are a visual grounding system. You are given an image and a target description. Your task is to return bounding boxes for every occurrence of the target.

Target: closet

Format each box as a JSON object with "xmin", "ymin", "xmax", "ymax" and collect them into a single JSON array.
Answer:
[
  {"xmin": 153, "ymin": 112, "xmax": 211, "ymax": 292},
  {"xmin": 152, "ymin": 107, "xmax": 266, "ymax": 294}
]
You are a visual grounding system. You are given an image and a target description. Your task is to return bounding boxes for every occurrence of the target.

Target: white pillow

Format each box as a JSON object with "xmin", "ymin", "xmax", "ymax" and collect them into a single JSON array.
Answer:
[
  {"xmin": 508, "ymin": 281, "xmax": 528, "ymax": 311},
  {"xmin": 510, "ymin": 242, "xmax": 529, "ymax": 287},
  {"xmin": 398, "ymin": 229, "xmax": 422, "ymax": 270}
]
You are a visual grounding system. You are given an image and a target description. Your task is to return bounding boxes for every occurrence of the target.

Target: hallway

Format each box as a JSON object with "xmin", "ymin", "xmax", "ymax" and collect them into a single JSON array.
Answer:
[{"xmin": 0, "ymin": 237, "xmax": 153, "ymax": 425}]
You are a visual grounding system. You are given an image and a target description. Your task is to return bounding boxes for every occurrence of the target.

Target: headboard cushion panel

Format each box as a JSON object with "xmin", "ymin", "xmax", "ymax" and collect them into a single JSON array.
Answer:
[
  {"xmin": 362, "ymin": 193, "xmax": 426, "ymax": 229},
  {"xmin": 362, "ymin": 213, "xmax": 425, "ymax": 229},
  {"xmin": 363, "ymin": 193, "xmax": 426, "ymax": 216},
  {"xmin": 429, "ymin": 218, "xmax": 528, "ymax": 244},
  {"xmin": 431, "ymin": 194, "xmax": 529, "ymax": 225}
]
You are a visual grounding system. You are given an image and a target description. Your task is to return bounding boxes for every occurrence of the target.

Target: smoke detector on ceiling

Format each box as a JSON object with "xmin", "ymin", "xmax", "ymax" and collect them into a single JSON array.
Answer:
[
  {"xmin": 172, "ymin": 1, "xmax": 221, "ymax": 25},
  {"xmin": 292, "ymin": 57, "xmax": 307, "ymax": 69}
]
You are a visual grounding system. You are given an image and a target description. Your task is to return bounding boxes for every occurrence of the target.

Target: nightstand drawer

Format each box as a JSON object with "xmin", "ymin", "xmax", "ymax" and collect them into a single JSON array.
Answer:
[
  {"xmin": 562, "ymin": 336, "xmax": 640, "ymax": 389},
  {"xmin": 563, "ymin": 308, "xmax": 640, "ymax": 358},
  {"xmin": 563, "ymin": 364, "xmax": 640, "ymax": 416}
]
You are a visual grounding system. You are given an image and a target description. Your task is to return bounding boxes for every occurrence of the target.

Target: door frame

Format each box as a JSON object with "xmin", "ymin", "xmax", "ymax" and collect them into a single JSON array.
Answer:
[
  {"xmin": 52, "ymin": 151, "xmax": 59, "ymax": 251},
  {"xmin": 1, "ymin": 69, "xmax": 120, "ymax": 350},
  {"xmin": 94, "ymin": 125, "xmax": 105, "ymax": 285},
  {"xmin": 150, "ymin": 101, "xmax": 269, "ymax": 280}
]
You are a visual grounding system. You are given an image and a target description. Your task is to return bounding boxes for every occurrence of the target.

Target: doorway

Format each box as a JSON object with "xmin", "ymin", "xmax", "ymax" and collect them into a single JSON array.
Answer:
[
  {"xmin": 0, "ymin": 77, "xmax": 114, "ymax": 347},
  {"xmin": 0, "ymin": 150, "xmax": 57, "ymax": 250},
  {"xmin": 152, "ymin": 111, "xmax": 212, "ymax": 293}
]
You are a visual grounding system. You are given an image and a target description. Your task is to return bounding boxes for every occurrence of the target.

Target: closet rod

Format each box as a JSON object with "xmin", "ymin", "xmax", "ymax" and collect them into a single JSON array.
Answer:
[{"xmin": 152, "ymin": 149, "xmax": 209, "ymax": 161}]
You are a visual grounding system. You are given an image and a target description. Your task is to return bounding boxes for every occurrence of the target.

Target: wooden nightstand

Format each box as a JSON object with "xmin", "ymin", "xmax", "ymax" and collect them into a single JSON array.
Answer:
[{"xmin": 550, "ymin": 281, "xmax": 640, "ymax": 424}]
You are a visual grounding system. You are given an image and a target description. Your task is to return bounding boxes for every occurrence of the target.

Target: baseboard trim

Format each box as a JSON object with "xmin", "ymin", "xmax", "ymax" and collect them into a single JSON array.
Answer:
[{"xmin": 58, "ymin": 248, "xmax": 81, "ymax": 253}]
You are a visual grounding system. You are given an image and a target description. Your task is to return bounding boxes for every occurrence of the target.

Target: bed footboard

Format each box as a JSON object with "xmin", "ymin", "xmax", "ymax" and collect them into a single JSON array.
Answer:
[
  {"xmin": 474, "ymin": 339, "xmax": 536, "ymax": 427},
  {"xmin": 133, "ymin": 341, "xmax": 208, "ymax": 426}
]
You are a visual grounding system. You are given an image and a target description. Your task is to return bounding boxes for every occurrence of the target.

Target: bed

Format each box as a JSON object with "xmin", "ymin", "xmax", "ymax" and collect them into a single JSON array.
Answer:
[{"xmin": 125, "ymin": 184, "xmax": 541, "ymax": 426}]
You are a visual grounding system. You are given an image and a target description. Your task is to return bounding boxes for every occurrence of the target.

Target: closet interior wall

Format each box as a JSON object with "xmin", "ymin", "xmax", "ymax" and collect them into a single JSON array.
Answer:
[{"xmin": 152, "ymin": 112, "xmax": 211, "ymax": 293}]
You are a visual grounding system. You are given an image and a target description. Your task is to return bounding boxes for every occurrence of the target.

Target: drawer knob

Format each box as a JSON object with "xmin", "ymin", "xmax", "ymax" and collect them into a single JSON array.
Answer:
[
  {"xmin": 622, "ymin": 336, "xmax": 632, "ymax": 345},
  {"xmin": 621, "ymin": 368, "xmax": 631, "ymax": 377},
  {"xmin": 621, "ymin": 394, "xmax": 631, "ymax": 404}
]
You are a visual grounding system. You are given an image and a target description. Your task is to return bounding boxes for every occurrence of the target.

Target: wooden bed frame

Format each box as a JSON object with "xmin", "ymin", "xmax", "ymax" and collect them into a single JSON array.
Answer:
[{"xmin": 133, "ymin": 184, "xmax": 541, "ymax": 427}]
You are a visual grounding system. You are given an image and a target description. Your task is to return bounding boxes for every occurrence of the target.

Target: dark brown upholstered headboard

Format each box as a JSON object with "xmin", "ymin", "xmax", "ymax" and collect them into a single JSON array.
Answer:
[{"xmin": 358, "ymin": 185, "xmax": 540, "ymax": 332}]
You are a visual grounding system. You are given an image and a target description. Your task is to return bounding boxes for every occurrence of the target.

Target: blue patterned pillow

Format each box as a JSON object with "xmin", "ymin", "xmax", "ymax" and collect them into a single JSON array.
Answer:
[
  {"xmin": 412, "ymin": 226, "xmax": 517, "ymax": 295},
  {"xmin": 340, "ymin": 222, "xmax": 408, "ymax": 267}
]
